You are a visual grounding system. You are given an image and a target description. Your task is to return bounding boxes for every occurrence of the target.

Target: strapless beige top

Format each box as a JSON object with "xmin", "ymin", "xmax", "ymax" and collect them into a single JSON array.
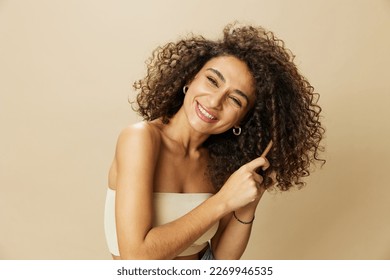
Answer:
[{"xmin": 104, "ymin": 188, "xmax": 219, "ymax": 257}]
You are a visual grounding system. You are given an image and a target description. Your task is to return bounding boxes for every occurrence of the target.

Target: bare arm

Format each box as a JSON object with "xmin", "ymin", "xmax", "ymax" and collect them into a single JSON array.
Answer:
[
  {"xmin": 211, "ymin": 141, "xmax": 273, "ymax": 259},
  {"xmin": 115, "ymin": 124, "xmax": 227, "ymax": 259},
  {"xmin": 115, "ymin": 124, "xmax": 271, "ymax": 259},
  {"xmin": 211, "ymin": 196, "xmax": 263, "ymax": 259}
]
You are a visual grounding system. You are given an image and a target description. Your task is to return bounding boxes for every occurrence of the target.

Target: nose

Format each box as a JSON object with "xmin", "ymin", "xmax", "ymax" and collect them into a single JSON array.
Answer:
[{"xmin": 207, "ymin": 90, "xmax": 225, "ymax": 110}]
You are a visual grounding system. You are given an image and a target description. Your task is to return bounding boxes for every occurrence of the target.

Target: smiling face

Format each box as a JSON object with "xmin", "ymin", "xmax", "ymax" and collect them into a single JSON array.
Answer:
[{"xmin": 183, "ymin": 55, "xmax": 255, "ymax": 135}]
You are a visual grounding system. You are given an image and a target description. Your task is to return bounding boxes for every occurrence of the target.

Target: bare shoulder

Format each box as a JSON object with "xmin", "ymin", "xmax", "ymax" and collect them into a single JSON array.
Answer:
[
  {"xmin": 110, "ymin": 121, "xmax": 163, "ymax": 188},
  {"xmin": 116, "ymin": 121, "xmax": 162, "ymax": 151}
]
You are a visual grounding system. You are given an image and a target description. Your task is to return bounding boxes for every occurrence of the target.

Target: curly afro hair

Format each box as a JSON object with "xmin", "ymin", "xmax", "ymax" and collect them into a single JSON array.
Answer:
[{"xmin": 133, "ymin": 22, "xmax": 325, "ymax": 191}]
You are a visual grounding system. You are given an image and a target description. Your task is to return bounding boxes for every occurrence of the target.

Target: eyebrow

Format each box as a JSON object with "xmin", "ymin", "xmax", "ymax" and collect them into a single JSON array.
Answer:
[
  {"xmin": 207, "ymin": 68, "xmax": 226, "ymax": 82},
  {"xmin": 206, "ymin": 67, "xmax": 250, "ymax": 105}
]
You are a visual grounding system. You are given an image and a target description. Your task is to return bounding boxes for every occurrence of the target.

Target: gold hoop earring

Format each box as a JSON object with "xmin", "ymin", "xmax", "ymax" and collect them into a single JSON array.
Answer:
[{"xmin": 233, "ymin": 126, "xmax": 241, "ymax": 136}]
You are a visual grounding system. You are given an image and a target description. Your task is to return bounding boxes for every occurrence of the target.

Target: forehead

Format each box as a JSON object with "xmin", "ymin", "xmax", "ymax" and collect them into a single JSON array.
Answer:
[{"xmin": 201, "ymin": 56, "xmax": 255, "ymax": 97}]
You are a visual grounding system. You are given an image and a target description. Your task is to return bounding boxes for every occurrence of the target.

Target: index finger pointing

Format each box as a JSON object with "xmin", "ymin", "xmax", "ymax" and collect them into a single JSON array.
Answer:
[
  {"xmin": 245, "ymin": 156, "xmax": 270, "ymax": 171},
  {"xmin": 260, "ymin": 140, "xmax": 273, "ymax": 158},
  {"xmin": 245, "ymin": 141, "xmax": 273, "ymax": 171}
]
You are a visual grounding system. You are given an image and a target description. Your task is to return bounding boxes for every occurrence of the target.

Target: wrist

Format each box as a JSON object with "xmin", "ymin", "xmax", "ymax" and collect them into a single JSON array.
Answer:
[
  {"xmin": 233, "ymin": 211, "xmax": 255, "ymax": 224},
  {"xmin": 233, "ymin": 199, "xmax": 259, "ymax": 222},
  {"xmin": 234, "ymin": 205, "xmax": 256, "ymax": 221},
  {"xmin": 208, "ymin": 193, "xmax": 231, "ymax": 219}
]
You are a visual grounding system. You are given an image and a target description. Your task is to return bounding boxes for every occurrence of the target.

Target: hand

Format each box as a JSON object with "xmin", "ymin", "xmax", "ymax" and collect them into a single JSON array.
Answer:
[{"xmin": 216, "ymin": 155, "xmax": 270, "ymax": 212}]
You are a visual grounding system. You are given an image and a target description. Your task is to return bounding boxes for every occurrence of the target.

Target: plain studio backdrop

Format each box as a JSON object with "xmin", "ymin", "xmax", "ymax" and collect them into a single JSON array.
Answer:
[{"xmin": 1, "ymin": 0, "xmax": 389, "ymax": 259}]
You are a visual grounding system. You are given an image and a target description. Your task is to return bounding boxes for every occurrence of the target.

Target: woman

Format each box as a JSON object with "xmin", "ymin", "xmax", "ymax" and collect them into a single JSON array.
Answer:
[{"xmin": 104, "ymin": 23, "xmax": 325, "ymax": 260}]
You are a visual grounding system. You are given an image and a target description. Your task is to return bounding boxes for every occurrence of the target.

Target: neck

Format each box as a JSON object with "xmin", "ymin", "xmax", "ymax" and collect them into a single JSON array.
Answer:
[{"xmin": 160, "ymin": 109, "xmax": 209, "ymax": 155}]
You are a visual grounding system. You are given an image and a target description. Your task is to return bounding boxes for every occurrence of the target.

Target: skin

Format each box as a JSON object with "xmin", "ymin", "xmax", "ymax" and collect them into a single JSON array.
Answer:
[{"xmin": 108, "ymin": 55, "xmax": 271, "ymax": 259}]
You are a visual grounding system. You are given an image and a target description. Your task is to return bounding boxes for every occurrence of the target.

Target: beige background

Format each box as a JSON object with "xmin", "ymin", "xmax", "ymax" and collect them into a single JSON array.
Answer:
[{"xmin": 1, "ymin": 0, "xmax": 389, "ymax": 259}]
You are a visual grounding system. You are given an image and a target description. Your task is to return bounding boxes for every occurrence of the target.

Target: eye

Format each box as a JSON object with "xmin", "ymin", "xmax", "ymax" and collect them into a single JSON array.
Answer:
[
  {"xmin": 229, "ymin": 96, "xmax": 242, "ymax": 108},
  {"xmin": 207, "ymin": 76, "xmax": 218, "ymax": 87}
]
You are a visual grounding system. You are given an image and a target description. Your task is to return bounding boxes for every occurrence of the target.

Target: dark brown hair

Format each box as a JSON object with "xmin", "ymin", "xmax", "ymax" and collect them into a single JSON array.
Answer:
[{"xmin": 134, "ymin": 23, "xmax": 325, "ymax": 191}]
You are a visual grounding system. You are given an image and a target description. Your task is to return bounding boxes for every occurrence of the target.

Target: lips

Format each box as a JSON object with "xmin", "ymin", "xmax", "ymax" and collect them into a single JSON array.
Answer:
[{"xmin": 196, "ymin": 101, "xmax": 218, "ymax": 123}]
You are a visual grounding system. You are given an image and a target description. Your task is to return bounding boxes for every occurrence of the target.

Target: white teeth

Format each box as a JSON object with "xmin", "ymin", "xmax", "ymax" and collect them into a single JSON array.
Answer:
[{"xmin": 198, "ymin": 103, "xmax": 216, "ymax": 120}]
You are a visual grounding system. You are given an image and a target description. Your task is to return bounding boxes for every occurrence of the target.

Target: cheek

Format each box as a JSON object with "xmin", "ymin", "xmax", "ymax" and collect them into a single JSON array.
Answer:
[
  {"xmin": 224, "ymin": 108, "xmax": 245, "ymax": 123},
  {"xmin": 234, "ymin": 108, "xmax": 252, "ymax": 125}
]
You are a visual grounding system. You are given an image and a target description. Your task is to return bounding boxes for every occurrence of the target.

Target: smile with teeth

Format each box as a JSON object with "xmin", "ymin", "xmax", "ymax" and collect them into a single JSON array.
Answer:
[{"xmin": 197, "ymin": 102, "xmax": 217, "ymax": 120}]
